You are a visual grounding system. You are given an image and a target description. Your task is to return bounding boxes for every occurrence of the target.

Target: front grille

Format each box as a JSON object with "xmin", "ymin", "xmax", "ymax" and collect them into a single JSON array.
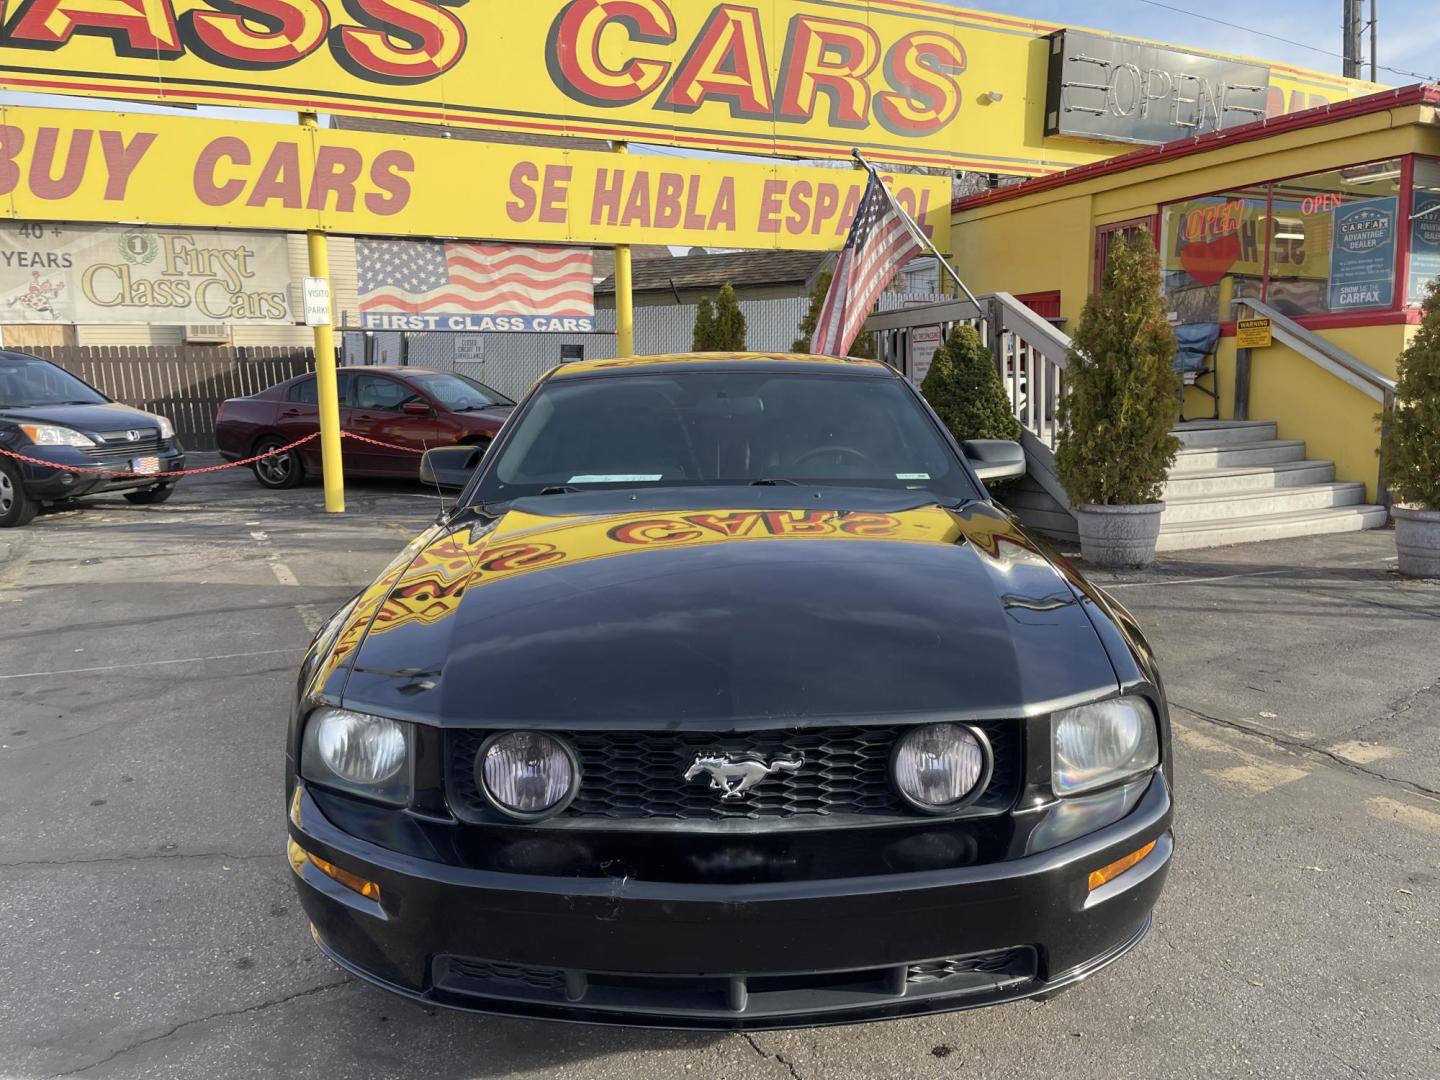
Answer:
[
  {"xmin": 446, "ymin": 722, "xmax": 1020, "ymax": 825},
  {"xmin": 907, "ymin": 948, "xmax": 1033, "ymax": 985},
  {"xmin": 83, "ymin": 432, "xmax": 165, "ymax": 461}
]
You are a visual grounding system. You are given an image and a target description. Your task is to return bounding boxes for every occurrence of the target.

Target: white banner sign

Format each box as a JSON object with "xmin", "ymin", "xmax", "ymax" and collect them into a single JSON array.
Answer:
[{"xmin": 0, "ymin": 224, "xmax": 293, "ymax": 324}]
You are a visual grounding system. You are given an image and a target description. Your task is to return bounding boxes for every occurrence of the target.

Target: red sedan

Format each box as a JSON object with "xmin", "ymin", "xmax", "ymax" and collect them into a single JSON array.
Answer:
[{"xmin": 216, "ymin": 366, "xmax": 514, "ymax": 489}]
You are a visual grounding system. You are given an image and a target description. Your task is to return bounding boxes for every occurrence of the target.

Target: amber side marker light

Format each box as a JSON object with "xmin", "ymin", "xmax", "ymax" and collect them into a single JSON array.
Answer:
[
  {"xmin": 287, "ymin": 838, "xmax": 381, "ymax": 901},
  {"xmin": 1087, "ymin": 840, "xmax": 1158, "ymax": 891}
]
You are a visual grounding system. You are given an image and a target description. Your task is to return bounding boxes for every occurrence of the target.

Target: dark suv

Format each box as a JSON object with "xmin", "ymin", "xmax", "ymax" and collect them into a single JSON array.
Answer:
[{"xmin": 0, "ymin": 352, "xmax": 185, "ymax": 527}]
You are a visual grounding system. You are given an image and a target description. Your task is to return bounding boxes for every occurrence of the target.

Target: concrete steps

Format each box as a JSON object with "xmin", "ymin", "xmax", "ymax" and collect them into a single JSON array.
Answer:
[{"xmin": 1156, "ymin": 420, "xmax": 1386, "ymax": 550}]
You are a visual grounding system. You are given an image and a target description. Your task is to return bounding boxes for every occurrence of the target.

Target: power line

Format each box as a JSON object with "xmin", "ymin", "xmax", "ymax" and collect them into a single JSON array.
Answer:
[{"xmin": 1129, "ymin": 0, "xmax": 1439, "ymax": 83}]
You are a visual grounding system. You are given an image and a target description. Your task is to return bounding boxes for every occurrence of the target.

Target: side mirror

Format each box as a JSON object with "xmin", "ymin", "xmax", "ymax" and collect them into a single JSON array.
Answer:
[
  {"xmin": 401, "ymin": 401, "xmax": 433, "ymax": 416},
  {"xmin": 962, "ymin": 439, "xmax": 1026, "ymax": 483},
  {"xmin": 419, "ymin": 445, "xmax": 482, "ymax": 491}
]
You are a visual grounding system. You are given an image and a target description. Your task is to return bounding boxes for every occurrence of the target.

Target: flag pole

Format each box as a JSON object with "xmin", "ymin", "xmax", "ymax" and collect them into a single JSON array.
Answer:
[{"xmin": 850, "ymin": 149, "xmax": 984, "ymax": 314}]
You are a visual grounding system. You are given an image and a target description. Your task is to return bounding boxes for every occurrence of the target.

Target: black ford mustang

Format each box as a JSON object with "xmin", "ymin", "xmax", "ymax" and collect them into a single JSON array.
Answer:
[{"xmin": 287, "ymin": 353, "xmax": 1173, "ymax": 1029}]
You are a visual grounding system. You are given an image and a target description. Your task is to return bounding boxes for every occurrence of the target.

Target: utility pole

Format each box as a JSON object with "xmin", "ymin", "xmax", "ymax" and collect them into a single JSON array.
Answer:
[
  {"xmin": 1369, "ymin": 0, "xmax": 1378, "ymax": 83},
  {"xmin": 1342, "ymin": 0, "xmax": 1363, "ymax": 79}
]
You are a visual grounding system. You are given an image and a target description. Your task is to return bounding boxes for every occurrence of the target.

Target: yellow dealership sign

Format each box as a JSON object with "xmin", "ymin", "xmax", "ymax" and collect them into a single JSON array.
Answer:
[
  {"xmin": 0, "ymin": 105, "xmax": 951, "ymax": 251},
  {"xmin": 0, "ymin": 1, "xmax": 1379, "ymax": 176}
]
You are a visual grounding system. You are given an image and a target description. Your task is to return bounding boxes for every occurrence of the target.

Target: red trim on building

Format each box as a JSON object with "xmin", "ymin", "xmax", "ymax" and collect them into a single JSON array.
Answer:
[
  {"xmin": 952, "ymin": 83, "xmax": 1440, "ymax": 214},
  {"xmin": 1217, "ymin": 309, "xmax": 1422, "ymax": 337}
]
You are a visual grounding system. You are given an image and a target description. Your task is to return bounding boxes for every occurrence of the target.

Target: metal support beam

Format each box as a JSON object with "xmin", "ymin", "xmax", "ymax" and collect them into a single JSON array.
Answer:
[
  {"xmin": 612, "ymin": 141, "xmax": 634, "ymax": 358},
  {"xmin": 300, "ymin": 111, "xmax": 344, "ymax": 514}
]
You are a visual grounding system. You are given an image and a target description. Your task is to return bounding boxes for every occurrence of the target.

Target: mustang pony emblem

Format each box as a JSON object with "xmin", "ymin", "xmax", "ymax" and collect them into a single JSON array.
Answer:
[{"xmin": 684, "ymin": 753, "xmax": 804, "ymax": 799}]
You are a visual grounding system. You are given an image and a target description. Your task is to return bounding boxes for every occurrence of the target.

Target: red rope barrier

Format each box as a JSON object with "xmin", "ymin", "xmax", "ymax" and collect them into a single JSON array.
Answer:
[{"xmin": 0, "ymin": 430, "xmax": 430, "ymax": 481}]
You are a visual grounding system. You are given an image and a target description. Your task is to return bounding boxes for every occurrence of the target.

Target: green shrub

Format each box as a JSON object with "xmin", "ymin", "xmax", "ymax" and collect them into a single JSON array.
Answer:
[
  {"xmin": 1055, "ymin": 230, "xmax": 1181, "ymax": 506},
  {"xmin": 920, "ymin": 325, "xmax": 1021, "ymax": 443},
  {"xmin": 691, "ymin": 296, "xmax": 715, "ymax": 351},
  {"xmin": 1384, "ymin": 278, "xmax": 1440, "ymax": 508},
  {"xmin": 792, "ymin": 270, "xmax": 874, "ymax": 357},
  {"xmin": 693, "ymin": 283, "xmax": 746, "ymax": 351}
]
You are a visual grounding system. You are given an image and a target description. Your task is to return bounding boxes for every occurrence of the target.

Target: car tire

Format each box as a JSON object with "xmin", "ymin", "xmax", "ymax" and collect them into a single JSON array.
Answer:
[
  {"xmin": 0, "ymin": 459, "xmax": 38, "ymax": 528},
  {"xmin": 252, "ymin": 437, "xmax": 304, "ymax": 490},
  {"xmin": 123, "ymin": 484, "xmax": 176, "ymax": 505}
]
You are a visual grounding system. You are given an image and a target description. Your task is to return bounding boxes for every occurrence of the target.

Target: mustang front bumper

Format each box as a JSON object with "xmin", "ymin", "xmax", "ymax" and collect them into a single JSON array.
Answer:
[{"xmin": 288, "ymin": 772, "xmax": 1172, "ymax": 1030}]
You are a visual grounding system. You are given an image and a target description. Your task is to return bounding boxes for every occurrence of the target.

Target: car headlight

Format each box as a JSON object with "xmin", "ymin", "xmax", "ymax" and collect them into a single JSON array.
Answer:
[
  {"xmin": 891, "ymin": 723, "xmax": 991, "ymax": 813},
  {"xmin": 478, "ymin": 731, "xmax": 580, "ymax": 820},
  {"xmin": 156, "ymin": 416, "xmax": 175, "ymax": 440},
  {"xmin": 18, "ymin": 423, "xmax": 97, "ymax": 447},
  {"xmin": 1052, "ymin": 696, "xmax": 1159, "ymax": 796},
  {"xmin": 300, "ymin": 708, "xmax": 411, "ymax": 805}
]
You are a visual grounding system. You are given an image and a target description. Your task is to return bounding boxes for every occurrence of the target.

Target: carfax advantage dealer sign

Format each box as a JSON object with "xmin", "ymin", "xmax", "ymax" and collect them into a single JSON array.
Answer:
[{"xmin": 0, "ymin": 1, "xmax": 1377, "ymax": 177}]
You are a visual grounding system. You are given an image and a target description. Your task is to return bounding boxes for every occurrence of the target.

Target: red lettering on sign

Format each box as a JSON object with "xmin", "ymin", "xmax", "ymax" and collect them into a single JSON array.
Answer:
[
  {"xmin": 98, "ymin": 129, "xmax": 155, "ymax": 200},
  {"xmin": 775, "ymin": 15, "xmax": 879, "ymax": 127},
  {"xmin": 245, "ymin": 140, "xmax": 303, "ymax": 208},
  {"xmin": 547, "ymin": 0, "xmax": 677, "ymax": 107},
  {"xmin": 660, "ymin": 3, "xmax": 772, "ymax": 117},
  {"xmin": 330, "ymin": 0, "xmax": 466, "ymax": 85},
  {"xmin": 874, "ymin": 31, "xmax": 965, "ymax": 136},
  {"xmin": 178, "ymin": 0, "xmax": 328, "ymax": 69},
  {"xmin": 194, "ymin": 136, "xmax": 249, "ymax": 205},
  {"xmin": 365, "ymin": 149, "xmax": 412, "ymax": 215},
  {"xmin": 2, "ymin": 0, "xmax": 181, "ymax": 57},
  {"xmin": 29, "ymin": 127, "xmax": 90, "ymax": 200}
]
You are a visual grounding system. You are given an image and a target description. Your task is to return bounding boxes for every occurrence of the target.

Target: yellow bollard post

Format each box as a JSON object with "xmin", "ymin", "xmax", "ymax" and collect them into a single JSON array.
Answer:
[
  {"xmin": 612, "ymin": 141, "xmax": 634, "ymax": 358},
  {"xmin": 300, "ymin": 111, "xmax": 344, "ymax": 513}
]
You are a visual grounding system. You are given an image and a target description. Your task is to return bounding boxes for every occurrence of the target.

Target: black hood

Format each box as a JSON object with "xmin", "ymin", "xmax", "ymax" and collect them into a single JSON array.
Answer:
[{"xmin": 337, "ymin": 499, "xmax": 1119, "ymax": 728}]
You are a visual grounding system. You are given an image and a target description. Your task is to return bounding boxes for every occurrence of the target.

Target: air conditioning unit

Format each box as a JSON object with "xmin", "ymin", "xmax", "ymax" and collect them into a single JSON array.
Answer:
[{"xmin": 185, "ymin": 324, "xmax": 230, "ymax": 343}]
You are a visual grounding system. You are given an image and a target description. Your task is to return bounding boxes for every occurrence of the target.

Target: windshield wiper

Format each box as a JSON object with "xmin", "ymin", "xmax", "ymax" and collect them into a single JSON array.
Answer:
[{"xmin": 750, "ymin": 477, "xmax": 802, "ymax": 486}]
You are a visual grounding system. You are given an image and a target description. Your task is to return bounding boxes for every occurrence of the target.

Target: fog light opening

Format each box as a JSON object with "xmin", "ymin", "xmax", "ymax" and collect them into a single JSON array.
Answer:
[
  {"xmin": 1087, "ymin": 840, "xmax": 1157, "ymax": 891},
  {"xmin": 287, "ymin": 838, "xmax": 381, "ymax": 901}
]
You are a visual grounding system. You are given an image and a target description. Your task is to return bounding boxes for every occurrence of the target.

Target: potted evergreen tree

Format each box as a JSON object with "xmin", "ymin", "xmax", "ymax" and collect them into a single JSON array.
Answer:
[
  {"xmin": 1055, "ymin": 230, "xmax": 1181, "ymax": 568},
  {"xmin": 920, "ymin": 325, "xmax": 1022, "ymax": 443},
  {"xmin": 1385, "ymin": 279, "xmax": 1440, "ymax": 578}
]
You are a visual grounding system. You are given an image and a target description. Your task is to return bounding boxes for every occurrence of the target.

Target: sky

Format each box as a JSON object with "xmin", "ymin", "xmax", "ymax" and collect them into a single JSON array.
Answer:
[{"xmin": 0, "ymin": 0, "xmax": 1436, "ymax": 125}]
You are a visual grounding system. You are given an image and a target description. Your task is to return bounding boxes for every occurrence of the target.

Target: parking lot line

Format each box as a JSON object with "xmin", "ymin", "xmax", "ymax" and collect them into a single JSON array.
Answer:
[{"xmin": 0, "ymin": 648, "xmax": 295, "ymax": 681}]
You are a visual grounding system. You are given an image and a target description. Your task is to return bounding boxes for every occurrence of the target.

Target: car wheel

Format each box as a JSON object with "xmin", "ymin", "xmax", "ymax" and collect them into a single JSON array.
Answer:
[
  {"xmin": 252, "ymin": 437, "xmax": 303, "ymax": 490},
  {"xmin": 123, "ymin": 485, "xmax": 176, "ymax": 505},
  {"xmin": 0, "ymin": 460, "xmax": 38, "ymax": 528}
]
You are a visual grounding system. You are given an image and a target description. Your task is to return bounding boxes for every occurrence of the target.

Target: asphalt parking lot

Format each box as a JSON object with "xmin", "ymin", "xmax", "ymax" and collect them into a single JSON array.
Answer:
[{"xmin": 1, "ymin": 465, "xmax": 1437, "ymax": 1080}]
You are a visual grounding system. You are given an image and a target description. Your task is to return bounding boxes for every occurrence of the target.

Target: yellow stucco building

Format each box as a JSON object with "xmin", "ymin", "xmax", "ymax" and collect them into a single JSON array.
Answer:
[{"xmin": 949, "ymin": 84, "xmax": 1440, "ymax": 507}]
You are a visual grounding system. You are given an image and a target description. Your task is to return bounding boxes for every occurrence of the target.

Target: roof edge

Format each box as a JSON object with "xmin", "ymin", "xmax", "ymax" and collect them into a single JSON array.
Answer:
[{"xmin": 952, "ymin": 83, "xmax": 1440, "ymax": 214}]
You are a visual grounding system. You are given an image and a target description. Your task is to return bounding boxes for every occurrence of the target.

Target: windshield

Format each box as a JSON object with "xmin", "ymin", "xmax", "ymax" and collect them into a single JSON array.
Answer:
[
  {"xmin": 475, "ymin": 371, "xmax": 978, "ymax": 503},
  {"xmin": 0, "ymin": 358, "xmax": 107, "ymax": 408},
  {"xmin": 410, "ymin": 372, "xmax": 514, "ymax": 411}
]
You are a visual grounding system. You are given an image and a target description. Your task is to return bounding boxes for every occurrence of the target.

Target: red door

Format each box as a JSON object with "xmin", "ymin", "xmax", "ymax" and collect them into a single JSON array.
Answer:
[
  {"xmin": 348, "ymin": 373, "xmax": 447, "ymax": 476},
  {"xmin": 275, "ymin": 374, "xmax": 354, "ymax": 473}
]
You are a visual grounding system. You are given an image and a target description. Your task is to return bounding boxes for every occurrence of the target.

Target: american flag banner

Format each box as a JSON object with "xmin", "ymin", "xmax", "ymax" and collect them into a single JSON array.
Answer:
[
  {"xmin": 356, "ymin": 240, "xmax": 594, "ymax": 330},
  {"xmin": 809, "ymin": 169, "xmax": 928, "ymax": 356}
]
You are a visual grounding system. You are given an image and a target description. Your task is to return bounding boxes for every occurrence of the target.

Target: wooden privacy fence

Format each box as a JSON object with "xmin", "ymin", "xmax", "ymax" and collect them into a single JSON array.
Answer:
[{"xmin": 24, "ymin": 346, "xmax": 315, "ymax": 451}]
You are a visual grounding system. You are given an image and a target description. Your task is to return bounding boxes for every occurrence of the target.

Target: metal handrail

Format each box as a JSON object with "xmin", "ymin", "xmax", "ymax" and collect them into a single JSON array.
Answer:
[
  {"xmin": 1233, "ymin": 298, "xmax": 1395, "ymax": 509},
  {"xmin": 1234, "ymin": 299, "xmax": 1396, "ymax": 402},
  {"xmin": 864, "ymin": 291, "xmax": 1073, "ymax": 453}
]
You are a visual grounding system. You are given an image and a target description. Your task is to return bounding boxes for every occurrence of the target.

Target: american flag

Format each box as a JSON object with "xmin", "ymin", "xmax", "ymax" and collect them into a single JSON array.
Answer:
[
  {"xmin": 810, "ymin": 169, "xmax": 927, "ymax": 356},
  {"xmin": 357, "ymin": 240, "xmax": 594, "ymax": 317}
]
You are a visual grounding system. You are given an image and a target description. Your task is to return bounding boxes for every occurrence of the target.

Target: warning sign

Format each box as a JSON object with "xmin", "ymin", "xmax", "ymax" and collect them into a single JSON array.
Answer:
[{"xmin": 1236, "ymin": 317, "xmax": 1272, "ymax": 349}]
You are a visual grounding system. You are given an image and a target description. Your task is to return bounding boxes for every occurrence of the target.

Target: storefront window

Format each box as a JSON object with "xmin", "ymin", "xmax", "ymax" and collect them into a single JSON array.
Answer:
[
  {"xmin": 1265, "ymin": 159, "xmax": 1402, "ymax": 316},
  {"xmin": 1408, "ymin": 158, "xmax": 1440, "ymax": 305},
  {"xmin": 1160, "ymin": 188, "xmax": 1267, "ymax": 325}
]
